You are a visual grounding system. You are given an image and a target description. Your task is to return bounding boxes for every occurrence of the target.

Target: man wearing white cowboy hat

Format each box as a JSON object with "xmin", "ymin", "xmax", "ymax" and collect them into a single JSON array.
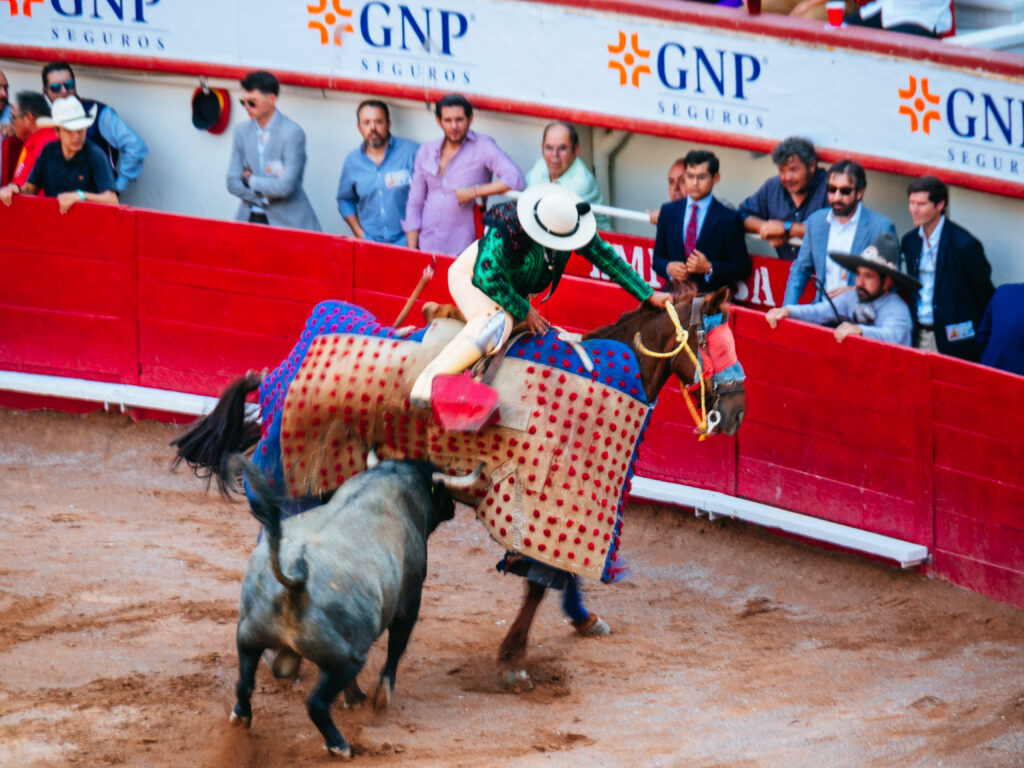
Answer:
[
  {"xmin": 765, "ymin": 232, "xmax": 919, "ymax": 346},
  {"xmin": 3, "ymin": 96, "xmax": 118, "ymax": 214},
  {"xmin": 410, "ymin": 183, "xmax": 673, "ymax": 407}
]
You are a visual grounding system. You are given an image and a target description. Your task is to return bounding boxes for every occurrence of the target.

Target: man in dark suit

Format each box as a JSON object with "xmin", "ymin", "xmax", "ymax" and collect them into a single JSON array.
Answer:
[
  {"xmin": 652, "ymin": 149, "xmax": 750, "ymax": 292},
  {"xmin": 901, "ymin": 176, "xmax": 994, "ymax": 362}
]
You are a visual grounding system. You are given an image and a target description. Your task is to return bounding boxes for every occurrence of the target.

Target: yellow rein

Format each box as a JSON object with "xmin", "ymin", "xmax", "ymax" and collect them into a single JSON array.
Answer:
[{"xmin": 633, "ymin": 301, "xmax": 710, "ymax": 441}]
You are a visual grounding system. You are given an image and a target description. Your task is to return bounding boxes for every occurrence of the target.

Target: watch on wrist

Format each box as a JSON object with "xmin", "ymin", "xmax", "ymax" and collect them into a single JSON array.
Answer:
[{"xmin": 783, "ymin": 220, "xmax": 793, "ymax": 234}]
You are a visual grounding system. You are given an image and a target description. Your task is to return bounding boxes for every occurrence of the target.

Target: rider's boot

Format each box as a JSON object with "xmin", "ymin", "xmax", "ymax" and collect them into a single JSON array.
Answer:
[{"xmin": 410, "ymin": 337, "xmax": 484, "ymax": 408}]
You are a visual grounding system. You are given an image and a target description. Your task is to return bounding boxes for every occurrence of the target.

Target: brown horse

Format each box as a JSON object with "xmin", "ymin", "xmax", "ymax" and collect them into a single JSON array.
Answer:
[{"xmin": 173, "ymin": 286, "xmax": 745, "ymax": 687}]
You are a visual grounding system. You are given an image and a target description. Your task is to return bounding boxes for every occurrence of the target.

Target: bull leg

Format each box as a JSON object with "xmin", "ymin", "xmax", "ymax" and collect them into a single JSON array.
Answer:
[
  {"xmin": 230, "ymin": 643, "xmax": 262, "ymax": 728},
  {"xmin": 498, "ymin": 581, "xmax": 546, "ymax": 688},
  {"xmin": 307, "ymin": 662, "xmax": 361, "ymax": 758},
  {"xmin": 374, "ymin": 610, "xmax": 418, "ymax": 713}
]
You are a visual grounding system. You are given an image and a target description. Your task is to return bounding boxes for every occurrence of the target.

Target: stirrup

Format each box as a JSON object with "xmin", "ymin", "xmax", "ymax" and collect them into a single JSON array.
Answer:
[{"xmin": 430, "ymin": 373, "xmax": 501, "ymax": 432}]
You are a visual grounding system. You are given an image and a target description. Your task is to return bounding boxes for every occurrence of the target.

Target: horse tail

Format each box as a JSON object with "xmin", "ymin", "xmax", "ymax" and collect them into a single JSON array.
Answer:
[
  {"xmin": 170, "ymin": 371, "xmax": 263, "ymax": 497},
  {"xmin": 232, "ymin": 454, "xmax": 308, "ymax": 591}
]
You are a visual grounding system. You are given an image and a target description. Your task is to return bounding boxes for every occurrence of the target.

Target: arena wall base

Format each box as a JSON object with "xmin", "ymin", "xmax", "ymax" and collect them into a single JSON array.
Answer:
[{"xmin": 630, "ymin": 476, "xmax": 930, "ymax": 569}]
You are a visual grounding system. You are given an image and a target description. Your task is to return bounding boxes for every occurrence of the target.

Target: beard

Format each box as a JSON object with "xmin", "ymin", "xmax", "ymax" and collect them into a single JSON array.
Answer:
[
  {"xmin": 831, "ymin": 199, "xmax": 858, "ymax": 218},
  {"xmin": 366, "ymin": 131, "xmax": 387, "ymax": 148}
]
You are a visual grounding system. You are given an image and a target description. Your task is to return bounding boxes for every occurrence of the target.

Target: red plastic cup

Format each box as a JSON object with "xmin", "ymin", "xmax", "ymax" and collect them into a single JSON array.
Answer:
[{"xmin": 826, "ymin": 0, "xmax": 845, "ymax": 26}]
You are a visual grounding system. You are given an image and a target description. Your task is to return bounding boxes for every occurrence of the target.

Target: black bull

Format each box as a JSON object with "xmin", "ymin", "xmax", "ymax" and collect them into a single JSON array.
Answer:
[{"xmin": 230, "ymin": 454, "xmax": 481, "ymax": 758}]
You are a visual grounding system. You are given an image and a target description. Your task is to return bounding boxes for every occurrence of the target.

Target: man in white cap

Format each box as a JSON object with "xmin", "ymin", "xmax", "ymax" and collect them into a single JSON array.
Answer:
[
  {"xmin": 2, "ymin": 97, "xmax": 118, "ymax": 214},
  {"xmin": 410, "ymin": 183, "xmax": 672, "ymax": 407},
  {"xmin": 765, "ymin": 232, "xmax": 918, "ymax": 346}
]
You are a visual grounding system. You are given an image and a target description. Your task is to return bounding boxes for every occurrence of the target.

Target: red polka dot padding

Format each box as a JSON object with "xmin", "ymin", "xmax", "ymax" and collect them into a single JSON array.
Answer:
[{"xmin": 279, "ymin": 333, "xmax": 650, "ymax": 582}]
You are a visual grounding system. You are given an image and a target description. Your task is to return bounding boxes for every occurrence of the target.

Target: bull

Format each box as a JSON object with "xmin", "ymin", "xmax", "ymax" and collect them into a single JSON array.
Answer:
[{"xmin": 229, "ymin": 452, "xmax": 482, "ymax": 758}]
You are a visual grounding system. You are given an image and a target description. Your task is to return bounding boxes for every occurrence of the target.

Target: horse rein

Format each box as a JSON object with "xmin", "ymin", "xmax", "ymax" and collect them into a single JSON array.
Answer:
[{"xmin": 633, "ymin": 297, "xmax": 736, "ymax": 441}]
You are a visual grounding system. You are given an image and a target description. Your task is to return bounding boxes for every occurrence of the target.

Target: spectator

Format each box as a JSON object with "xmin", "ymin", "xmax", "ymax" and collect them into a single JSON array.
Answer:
[
  {"xmin": 788, "ymin": 0, "xmax": 951, "ymax": 35},
  {"xmin": 0, "ymin": 91, "xmax": 56, "ymax": 200},
  {"xmin": 0, "ymin": 70, "xmax": 12, "ymax": 138},
  {"xmin": 783, "ymin": 159, "xmax": 896, "ymax": 305},
  {"xmin": 901, "ymin": 176, "xmax": 994, "ymax": 362},
  {"xmin": 336, "ymin": 99, "xmax": 418, "ymax": 244},
  {"xmin": 646, "ymin": 158, "xmax": 686, "ymax": 225},
  {"xmin": 739, "ymin": 136, "xmax": 828, "ymax": 261},
  {"xmin": 978, "ymin": 284, "xmax": 1024, "ymax": 378},
  {"xmin": 766, "ymin": 233, "xmax": 917, "ymax": 346},
  {"xmin": 226, "ymin": 70, "xmax": 321, "ymax": 231},
  {"xmin": 42, "ymin": 61, "xmax": 147, "ymax": 192},
  {"xmin": 652, "ymin": 149, "xmax": 751, "ymax": 292},
  {"xmin": 402, "ymin": 93, "xmax": 525, "ymax": 255},
  {"xmin": 525, "ymin": 121, "xmax": 611, "ymax": 231},
  {"xmin": 1, "ymin": 97, "xmax": 117, "ymax": 214},
  {"xmin": 409, "ymin": 183, "xmax": 671, "ymax": 407}
]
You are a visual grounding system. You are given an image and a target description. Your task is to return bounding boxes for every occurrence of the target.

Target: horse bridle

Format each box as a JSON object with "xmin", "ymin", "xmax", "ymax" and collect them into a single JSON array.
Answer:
[{"xmin": 634, "ymin": 296, "xmax": 744, "ymax": 439}]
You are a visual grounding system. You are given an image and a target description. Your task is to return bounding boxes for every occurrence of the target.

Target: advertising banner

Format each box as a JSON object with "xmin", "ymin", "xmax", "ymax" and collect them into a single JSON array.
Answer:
[{"xmin": 3, "ymin": 0, "xmax": 1023, "ymax": 190}]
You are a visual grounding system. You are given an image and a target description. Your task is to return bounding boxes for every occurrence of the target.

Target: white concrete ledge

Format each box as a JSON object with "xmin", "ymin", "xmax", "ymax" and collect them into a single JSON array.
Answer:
[
  {"xmin": 630, "ymin": 476, "xmax": 930, "ymax": 569},
  {"xmin": 0, "ymin": 371, "xmax": 236, "ymax": 417}
]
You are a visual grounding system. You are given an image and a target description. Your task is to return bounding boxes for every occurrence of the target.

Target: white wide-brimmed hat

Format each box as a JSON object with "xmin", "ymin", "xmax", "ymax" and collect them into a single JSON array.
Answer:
[
  {"xmin": 517, "ymin": 183, "xmax": 597, "ymax": 252},
  {"xmin": 39, "ymin": 97, "xmax": 97, "ymax": 131}
]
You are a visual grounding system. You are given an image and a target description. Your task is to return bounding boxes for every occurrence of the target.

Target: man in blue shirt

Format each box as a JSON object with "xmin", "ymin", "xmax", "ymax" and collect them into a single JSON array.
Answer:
[
  {"xmin": 336, "ymin": 100, "xmax": 418, "ymax": 245},
  {"xmin": 42, "ymin": 61, "xmax": 147, "ymax": 194},
  {"xmin": 739, "ymin": 136, "xmax": 828, "ymax": 261}
]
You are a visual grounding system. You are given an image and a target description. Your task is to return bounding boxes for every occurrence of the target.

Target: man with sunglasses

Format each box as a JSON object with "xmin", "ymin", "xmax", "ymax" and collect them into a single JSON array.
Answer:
[
  {"xmin": 783, "ymin": 159, "xmax": 896, "ymax": 305},
  {"xmin": 226, "ymin": 70, "xmax": 321, "ymax": 231},
  {"xmin": 41, "ymin": 61, "xmax": 147, "ymax": 194}
]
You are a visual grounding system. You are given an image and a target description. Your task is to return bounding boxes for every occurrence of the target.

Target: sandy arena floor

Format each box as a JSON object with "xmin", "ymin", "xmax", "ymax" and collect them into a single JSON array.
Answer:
[{"xmin": 0, "ymin": 408, "xmax": 1022, "ymax": 767}]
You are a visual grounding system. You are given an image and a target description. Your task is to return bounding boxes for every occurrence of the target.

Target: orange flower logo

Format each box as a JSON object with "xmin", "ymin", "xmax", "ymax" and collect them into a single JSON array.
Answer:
[
  {"xmin": 898, "ymin": 75, "xmax": 942, "ymax": 134},
  {"xmin": 307, "ymin": 0, "xmax": 354, "ymax": 47},
  {"xmin": 608, "ymin": 31, "xmax": 651, "ymax": 88},
  {"xmin": 4, "ymin": 0, "xmax": 44, "ymax": 17}
]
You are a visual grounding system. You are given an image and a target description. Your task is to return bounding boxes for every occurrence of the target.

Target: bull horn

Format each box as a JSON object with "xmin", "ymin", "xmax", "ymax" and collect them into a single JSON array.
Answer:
[
  {"xmin": 433, "ymin": 462, "xmax": 484, "ymax": 490},
  {"xmin": 366, "ymin": 446, "xmax": 379, "ymax": 469}
]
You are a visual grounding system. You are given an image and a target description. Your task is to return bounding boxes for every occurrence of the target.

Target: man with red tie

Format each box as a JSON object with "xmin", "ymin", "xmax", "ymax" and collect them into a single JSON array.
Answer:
[{"xmin": 652, "ymin": 149, "xmax": 750, "ymax": 293}]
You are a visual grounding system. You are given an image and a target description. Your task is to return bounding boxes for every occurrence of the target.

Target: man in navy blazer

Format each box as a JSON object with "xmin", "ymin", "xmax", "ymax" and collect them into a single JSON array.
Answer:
[
  {"xmin": 784, "ymin": 159, "xmax": 895, "ymax": 305},
  {"xmin": 652, "ymin": 150, "xmax": 750, "ymax": 292},
  {"xmin": 901, "ymin": 176, "xmax": 994, "ymax": 362}
]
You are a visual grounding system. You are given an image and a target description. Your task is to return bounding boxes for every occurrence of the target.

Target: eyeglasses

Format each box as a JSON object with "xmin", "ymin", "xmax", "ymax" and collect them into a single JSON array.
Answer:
[
  {"xmin": 47, "ymin": 79, "xmax": 76, "ymax": 94},
  {"xmin": 827, "ymin": 185, "xmax": 855, "ymax": 195},
  {"xmin": 239, "ymin": 98, "xmax": 259, "ymax": 108}
]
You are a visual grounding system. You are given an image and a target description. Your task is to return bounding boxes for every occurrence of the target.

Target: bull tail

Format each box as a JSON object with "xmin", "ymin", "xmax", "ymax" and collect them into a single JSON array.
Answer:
[
  {"xmin": 170, "ymin": 372, "xmax": 263, "ymax": 497},
  {"xmin": 232, "ymin": 454, "xmax": 308, "ymax": 592}
]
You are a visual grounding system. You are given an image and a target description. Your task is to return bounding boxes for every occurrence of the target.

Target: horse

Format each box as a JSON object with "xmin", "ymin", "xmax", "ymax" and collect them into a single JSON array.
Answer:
[{"xmin": 172, "ymin": 284, "xmax": 746, "ymax": 687}]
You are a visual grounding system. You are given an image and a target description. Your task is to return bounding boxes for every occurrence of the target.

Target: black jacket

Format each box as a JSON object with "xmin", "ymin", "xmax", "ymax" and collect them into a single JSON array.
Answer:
[
  {"xmin": 902, "ymin": 219, "xmax": 994, "ymax": 362},
  {"xmin": 653, "ymin": 196, "xmax": 751, "ymax": 291}
]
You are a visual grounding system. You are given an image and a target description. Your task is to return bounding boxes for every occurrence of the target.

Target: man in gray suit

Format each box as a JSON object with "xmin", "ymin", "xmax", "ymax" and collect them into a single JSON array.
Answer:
[
  {"xmin": 783, "ymin": 159, "xmax": 895, "ymax": 305},
  {"xmin": 226, "ymin": 70, "xmax": 321, "ymax": 231}
]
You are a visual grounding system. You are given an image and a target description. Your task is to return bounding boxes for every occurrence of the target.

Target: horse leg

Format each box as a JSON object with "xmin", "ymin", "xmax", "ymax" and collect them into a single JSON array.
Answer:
[
  {"xmin": 498, "ymin": 580, "xmax": 545, "ymax": 689},
  {"xmin": 230, "ymin": 642, "xmax": 262, "ymax": 728},
  {"xmin": 563, "ymin": 575, "xmax": 610, "ymax": 636}
]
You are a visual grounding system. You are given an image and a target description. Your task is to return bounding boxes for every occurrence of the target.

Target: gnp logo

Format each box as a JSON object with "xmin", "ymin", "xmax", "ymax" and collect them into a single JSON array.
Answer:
[
  {"xmin": 898, "ymin": 73, "xmax": 1024, "ymax": 177},
  {"xmin": 5, "ymin": 0, "xmax": 44, "ymax": 17},
  {"xmin": 306, "ymin": 1, "xmax": 469, "ymax": 56},
  {"xmin": 606, "ymin": 29, "xmax": 762, "ymax": 100}
]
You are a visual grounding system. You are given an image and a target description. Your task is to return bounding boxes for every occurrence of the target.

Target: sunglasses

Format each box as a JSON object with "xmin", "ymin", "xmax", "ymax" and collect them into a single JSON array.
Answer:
[
  {"xmin": 827, "ymin": 185, "xmax": 855, "ymax": 195},
  {"xmin": 47, "ymin": 79, "xmax": 76, "ymax": 94},
  {"xmin": 239, "ymin": 98, "xmax": 259, "ymax": 108}
]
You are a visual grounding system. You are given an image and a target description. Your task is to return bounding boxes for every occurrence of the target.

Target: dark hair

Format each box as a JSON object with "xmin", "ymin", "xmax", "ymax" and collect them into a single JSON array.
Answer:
[
  {"xmin": 41, "ymin": 61, "xmax": 74, "ymax": 88},
  {"xmin": 15, "ymin": 90, "xmax": 50, "ymax": 120},
  {"xmin": 828, "ymin": 159, "xmax": 867, "ymax": 191},
  {"xmin": 240, "ymin": 70, "xmax": 279, "ymax": 96},
  {"xmin": 771, "ymin": 136, "xmax": 817, "ymax": 168},
  {"xmin": 542, "ymin": 121, "xmax": 579, "ymax": 149},
  {"xmin": 906, "ymin": 175, "xmax": 948, "ymax": 208},
  {"xmin": 434, "ymin": 93, "xmax": 472, "ymax": 120},
  {"xmin": 683, "ymin": 149, "xmax": 719, "ymax": 176},
  {"xmin": 356, "ymin": 99, "xmax": 390, "ymax": 122}
]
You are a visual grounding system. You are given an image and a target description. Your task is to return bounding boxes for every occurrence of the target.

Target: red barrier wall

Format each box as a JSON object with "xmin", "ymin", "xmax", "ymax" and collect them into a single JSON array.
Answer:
[{"xmin": 1, "ymin": 197, "xmax": 1021, "ymax": 607}]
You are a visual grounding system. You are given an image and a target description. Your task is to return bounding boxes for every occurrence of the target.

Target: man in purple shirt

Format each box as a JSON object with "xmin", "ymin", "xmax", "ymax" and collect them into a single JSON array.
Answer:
[{"xmin": 403, "ymin": 93, "xmax": 525, "ymax": 255}]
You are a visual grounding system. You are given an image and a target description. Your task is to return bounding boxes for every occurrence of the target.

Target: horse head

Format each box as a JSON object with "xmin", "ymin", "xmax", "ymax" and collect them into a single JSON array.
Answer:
[{"xmin": 587, "ymin": 284, "xmax": 746, "ymax": 437}]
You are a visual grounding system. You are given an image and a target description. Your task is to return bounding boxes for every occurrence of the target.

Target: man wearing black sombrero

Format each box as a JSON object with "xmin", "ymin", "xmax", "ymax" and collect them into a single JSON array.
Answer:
[{"xmin": 765, "ymin": 232, "xmax": 919, "ymax": 346}]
